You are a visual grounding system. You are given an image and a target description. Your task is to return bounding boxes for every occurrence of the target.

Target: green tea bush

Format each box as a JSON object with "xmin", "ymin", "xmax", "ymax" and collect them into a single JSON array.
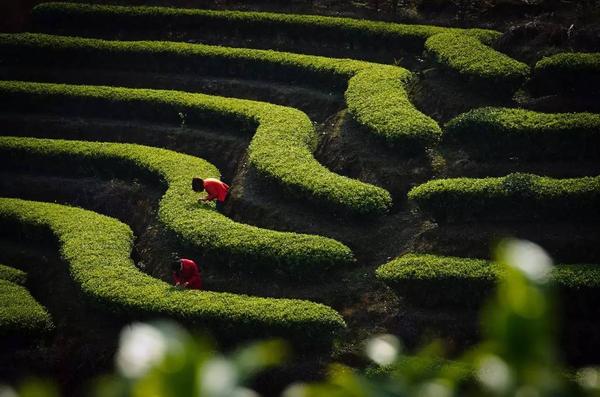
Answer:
[
  {"xmin": 445, "ymin": 107, "xmax": 600, "ymax": 159},
  {"xmin": 30, "ymin": 3, "xmax": 514, "ymax": 97},
  {"xmin": 376, "ymin": 253, "xmax": 600, "ymax": 310},
  {"xmin": 0, "ymin": 136, "xmax": 353, "ymax": 276},
  {"xmin": 408, "ymin": 173, "xmax": 600, "ymax": 222},
  {"xmin": 0, "ymin": 198, "xmax": 346, "ymax": 345},
  {"xmin": 0, "ymin": 33, "xmax": 441, "ymax": 150},
  {"xmin": 0, "ymin": 264, "xmax": 27, "ymax": 285},
  {"xmin": 425, "ymin": 32, "xmax": 530, "ymax": 93},
  {"xmin": 32, "ymin": 2, "xmax": 497, "ymax": 51},
  {"xmin": 533, "ymin": 52, "xmax": 600, "ymax": 95},
  {"xmin": 0, "ymin": 80, "xmax": 391, "ymax": 216},
  {"xmin": 0, "ymin": 265, "xmax": 53, "ymax": 336}
]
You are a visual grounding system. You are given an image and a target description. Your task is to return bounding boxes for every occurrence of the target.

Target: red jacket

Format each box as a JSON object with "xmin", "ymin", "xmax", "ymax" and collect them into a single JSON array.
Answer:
[
  {"xmin": 204, "ymin": 178, "xmax": 229, "ymax": 202},
  {"xmin": 173, "ymin": 258, "xmax": 202, "ymax": 290}
]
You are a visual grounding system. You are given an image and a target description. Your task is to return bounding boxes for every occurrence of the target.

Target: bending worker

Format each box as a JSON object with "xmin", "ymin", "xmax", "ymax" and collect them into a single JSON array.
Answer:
[
  {"xmin": 192, "ymin": 177, "xmax": 229, "ymax": 211},
  {"xmin": 172, "ymin": 257, "xmax": 202, "ymax": 290}
]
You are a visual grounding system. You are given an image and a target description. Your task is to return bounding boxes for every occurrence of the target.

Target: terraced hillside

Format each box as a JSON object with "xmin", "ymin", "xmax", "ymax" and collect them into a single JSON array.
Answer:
[{"xmin": 1, "ymin": 2, "xmax": 599, "ymax": 395}]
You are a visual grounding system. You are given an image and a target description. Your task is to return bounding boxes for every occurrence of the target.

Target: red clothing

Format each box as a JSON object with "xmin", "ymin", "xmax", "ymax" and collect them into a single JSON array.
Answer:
[
  {"xmin": 173, "ymin": 258, "xmax": 202, "ymax": 290},
  {"xmin": 204, "ymin": 178, "xmax": 229, "ymax": 202}
]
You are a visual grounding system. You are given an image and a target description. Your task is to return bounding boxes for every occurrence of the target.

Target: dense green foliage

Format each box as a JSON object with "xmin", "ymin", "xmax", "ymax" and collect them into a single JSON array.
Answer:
[
  {"xmin": 0, "ymin": 33, "xmax": 441, "ymax": 150},
  {"xmin": 0, "ymin": 264, "xmax": 27, "ymax": 285},
  {"xmin": 408, "ymin": 173, "xmax": 600, "ymax": 222},
  {"xmin": 32, "ymin": 2, "xmax": 498, "ymax": 49},
  {"xmin": 0, "ymin": 264, "xmax": 53, "ymax": 336},
  {"xmin": 31, "ymin": 3, "xmax": 516, "ymax": 94},
  {"xmin": 425, "ymin": 33, "xmax": 530, "ymax": 92},
  {"xmin": 533, "ymin": 52, "xmax": 600, "ymax": 95},
  {"xmin": 0, "ymin": 80, "xmax": 390, "ymax": 216},
  {"xmin": 0, "ymin": 198, "xmax": 346, "ymax": 345},
  {"xmin": 445, "ymin": 107, "xmax": 600, "ymax": 159},
  {"xmin": 345, "ymin": 65, "xmax": 442, "ymax": 149},
  {"xmin": 0, "ymin": 136, "xmax": 353, "ymax": 275},
  {"xmin": 376, "ymin": 253, "xmax": 600, "ymax": 309}
]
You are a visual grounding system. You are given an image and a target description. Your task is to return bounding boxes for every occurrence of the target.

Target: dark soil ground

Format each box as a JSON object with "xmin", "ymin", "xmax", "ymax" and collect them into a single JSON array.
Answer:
[{"xmin": 1, "ymin": 0, "xmax": 599, "ymax": 395}]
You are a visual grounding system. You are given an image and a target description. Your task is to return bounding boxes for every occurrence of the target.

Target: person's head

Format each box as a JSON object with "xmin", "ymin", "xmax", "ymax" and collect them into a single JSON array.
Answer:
[
  {"xmin": 192, "ymin": 177, "xmax": 205, "ymax": 192},
  {"xmin": 171, "ymin": 258, "xmax": 182, "ymax": 273}
]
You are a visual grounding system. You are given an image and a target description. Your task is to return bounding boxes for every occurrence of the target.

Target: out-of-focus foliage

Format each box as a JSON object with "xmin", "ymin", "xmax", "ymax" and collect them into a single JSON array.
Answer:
[
  {"xmin": 2, "ymin": 238, "xmax": 599, "ymax": 396},
  {"xmin": 284, "ymin": 240, "xmax": 600, "ymax": 397}
]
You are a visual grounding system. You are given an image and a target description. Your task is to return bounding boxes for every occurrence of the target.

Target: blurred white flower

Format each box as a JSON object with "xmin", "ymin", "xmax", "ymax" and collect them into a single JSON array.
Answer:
[
  {"xmin": 577, "ymin": 367, "xmax": 600, "ymax": 390},
  {"xmin": 417, "ymin": 380, "xmax": 452, "ymax": 397},
  {"xmin": 231, "ymin": 387, "xmax": 261, "ymax": 397},
  {"xmin": 0, "ymin": 385, "xmax": 18, "ymax": 397},
  {"xmin": 365, "ymin": 334, "xmax": 401, "ymax": 366},
  {"xmin": 477, "ymin": 355, "xmax": 512, "ymax": 393},
  {"xmin": 200, "ymin": 357, "xmax": 238, "ymax": 396},
  {"xmin": 281, "ymin": 383, "xmax": 307, "ymax": 397},
  {"xmin": 504, "ymin": 240, "xmax": 553, "ymax": 283},
  {"xmin": 116, "ymin": 322, "xmax": 167, "ymax": 378}
]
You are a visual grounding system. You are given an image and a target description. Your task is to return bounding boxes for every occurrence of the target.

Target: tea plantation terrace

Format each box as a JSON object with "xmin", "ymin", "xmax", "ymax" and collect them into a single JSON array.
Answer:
[
  {"xmin": 0, "ymin": 136, "xmax": 356, "ymax": 276},
  {"xmin": 0, "ymin": 80, "xmax": 391, "ymax": 216},
  {"xmin": 0, "ymin": 198, "xmax": 346, "ymax": 346},
  {"xmin": 0, "ymin": 33, "xmax": 441, "ymax": 150},
  {"xmin": 30, "ymin": 2, "xmax": 528, "ymax": 90},
  {"xmin": 445, "ymin": 107, "xmax": 600, "ymax": 160},
  {"xmin": 0, "ymin": 263, "xmax": 54, "ymax": 336},
  {"xmin": 533, "ymin": 52, "xmax": 600, "ymax": 95},
  {"xmin": 376, "ymin": 253, "xmax": 600, "ymax": 316},
  {"xmin": 408, "ymin": 173, "xmax": 600, "ymax": 222}
]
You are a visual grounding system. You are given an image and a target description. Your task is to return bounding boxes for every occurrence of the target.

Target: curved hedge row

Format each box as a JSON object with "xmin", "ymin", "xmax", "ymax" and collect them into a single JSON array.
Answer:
[
  {"xmin": 0, "ymin": 264, "xmax": 54, "ymax": 336},
  {"xmin": 30, "ymin": 3, "xmax": 516, "ymax": 93},
  {"xmin": 0, "ymin": 33, "xmax": 441, "ymax": 150},
  {"xmin": 445, "ymin": 107, "xmax": 600, "ymax": 160},
  {"xmin": 0, "ymin": 136, "xmax": 353, "ymax": 276},
  {"xmin": 424, "ymin": 33, "xmax": 530, "ymax": 92},
  {"xmin": 0, "ymin": 264, "xmax": 27, "ymax": 285},
  {"xmin": 376, "ymin": 253, "xmax": 600, "ymax": 311},
  {"xmin": 408, "ymin": 173, "xmax": 600, "ymax": 222},
  {"xmin": 0, "ymin": 198, "xmax": 346, "ymax": 345},
  {"xmin": 32, "ymin": 2, "xmax": 498, "ymax": 49},
  {"xmin": 0, "ymin": 80, "xmax": 390, "ymax": 216},
  {"xmin": 533, "ymin": 52, "xmax": 600, "ymax": 95}
]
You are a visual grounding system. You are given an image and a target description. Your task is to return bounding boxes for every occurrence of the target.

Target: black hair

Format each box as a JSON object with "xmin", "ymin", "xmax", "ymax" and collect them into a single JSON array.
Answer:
[
  {"xmin": 171, "ymin": 259, "xmax": 182, "ymax": 273},
  {"xmin": 192, "ymin": 177, "xmax": 204, "ymax": 192}
]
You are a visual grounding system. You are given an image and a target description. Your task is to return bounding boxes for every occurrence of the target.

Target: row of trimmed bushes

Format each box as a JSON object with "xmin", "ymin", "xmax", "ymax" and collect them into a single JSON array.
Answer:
[
  {"xmin": 0, "ymin": 264, "xmax": 27, "ymax": 285},
  {"xmin": 31, "ymin": 2, "xmax": 497, "ymax": 50},
  {"xmin": 424, "ymin": 33, "xmax": 530, "ymax": 93},
  {"xmin": 0, "ymin": 264, "xmax": 54, "ymax": 336},
  {"xmin": 408, "ymin": 173, "xmax": 600, "ymax": 222},
  {"xmin": 445, "ymin": 107, "xmax": 600, "ymax": 160},
  {"xmin": 376, "ymin": 253, "xmax": 600, "ymax": 312},
  {"xmin": 0, "ymin": 80, "xmax": 391, "ymax": 216},
  {"xmin": 0, "ymin": 33, "xmax": 441, "ymax": 150},
  {"xmin": 0, "ymin": 198, "xmax": 346, "ymax": 346},
  {"xmin": 30, "ymin": 3, "xmax": 523, "ymax": 90},
  {"xmin": 0, "ymin": 136, "xmax": 353, "ymax": 276},
  {"xmin": 533, "ymin": 52, "xmax": 600, "ymax": 95}
]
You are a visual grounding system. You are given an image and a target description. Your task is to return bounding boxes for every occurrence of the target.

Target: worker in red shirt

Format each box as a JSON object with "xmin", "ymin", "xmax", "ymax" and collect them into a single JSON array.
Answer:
[
  {"xmin": 171, "ymin": 258, "xmax": 202, "ymax": 290},
  {"xmin": 192, "ymin": 177, "xmax": 230, "ymax": 211}
]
